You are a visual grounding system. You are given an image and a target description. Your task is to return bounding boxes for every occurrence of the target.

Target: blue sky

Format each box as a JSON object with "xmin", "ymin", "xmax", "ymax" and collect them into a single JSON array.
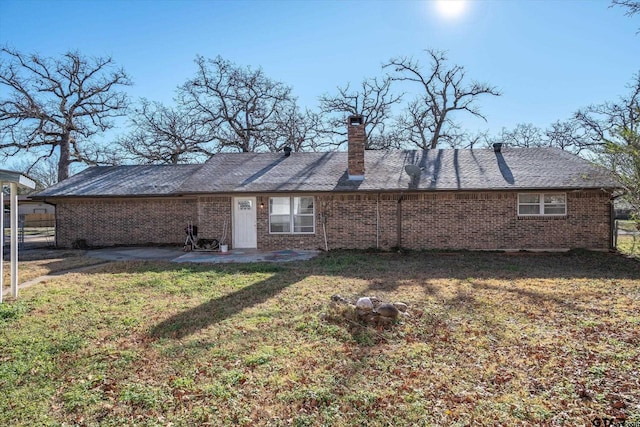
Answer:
[{"xmin": 1, "ymin": 0, "xmax": 639, "ymax": 149}]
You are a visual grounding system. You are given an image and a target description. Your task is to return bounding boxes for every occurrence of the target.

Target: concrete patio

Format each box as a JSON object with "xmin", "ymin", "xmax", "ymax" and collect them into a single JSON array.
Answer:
[{"xmin": 86, "ymin": 247, "xmax": 320, "ymax": 263}]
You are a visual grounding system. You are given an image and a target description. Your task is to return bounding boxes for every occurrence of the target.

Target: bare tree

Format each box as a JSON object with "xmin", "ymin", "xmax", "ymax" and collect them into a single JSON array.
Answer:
[
  {"xmin": 576, "ymin": 73, "xmax": 640, "ymax": 217},
  {"xmin": 180, "ymin": 55, "xmax": 299, "ymax": 153},
  {"xmin": 490, "ymin": 121, "xmax": 590, "ymax": 154},
  {"xmin": 384, "ymin": 49, "xmax": 501, "ymax": 149},
  {"xmin": 9, "ymin": 156, "xmax": 59, "ymax": 191},
  {"xmin": 493, "ymin": 123, "xmax": 545, "ymax": 148},
  {"xmin": 117, "ymin": 99, "xmax": 214, "ymax": 164},
  {"xmin": 272, "ymin": 102, "xmax": 327, "ymax": 152},
  {"xmin": 544, "ymin": 120, "xmax": 589, "ymax": 154},
  {"xmin": 606, "ymin": 123, "xmax": 640, "ymax": 220},
  {"xmin": 612, "ymin": 0, "xmax": 640, "ymax": 32},
  {"xmin": 0, "ymin": 48, "xmax": 131, "ymax": 181},
  {"xmin": 575, "ymin": 73, "xmax": 640, "ymax": 148},
  {"xmin": 613, "ymin": 0, "xmax": 640, "ymax": 13},
  {"xmin": 457, "ymin": 129, "xmax": 490, "ymax": 149},
  {"xmin": 319, "ymin": 76, "xmax": 403, "ymax": 149},
  {"xmin": 612, "ymin": 0, "xmax": 640, "ymax": 16}
]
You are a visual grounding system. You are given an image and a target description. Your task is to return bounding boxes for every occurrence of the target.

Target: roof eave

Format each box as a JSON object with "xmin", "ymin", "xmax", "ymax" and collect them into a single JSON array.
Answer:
[{"xmin": 32, "ymin": 184, "xmax": 621, "ymax": 199}]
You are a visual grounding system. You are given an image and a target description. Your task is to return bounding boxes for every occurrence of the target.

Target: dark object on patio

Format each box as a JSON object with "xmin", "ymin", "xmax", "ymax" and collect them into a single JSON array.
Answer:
[{"xmin": 196, "ymin": 238, "xmax": 219, "ymax": 250}]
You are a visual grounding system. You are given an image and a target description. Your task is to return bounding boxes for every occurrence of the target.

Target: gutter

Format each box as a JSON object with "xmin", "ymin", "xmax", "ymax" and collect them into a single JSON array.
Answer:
[
  {"xmin": 28, "ymin": 184, "xmax": 623, "ymax": 200},
  {"xmin": 396, "ymin": 193, "xmax": 404, "ymax": 249}
]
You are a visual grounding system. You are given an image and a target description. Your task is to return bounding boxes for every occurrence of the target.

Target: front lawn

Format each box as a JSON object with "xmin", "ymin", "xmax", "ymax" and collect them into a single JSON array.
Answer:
[
  {"xmin": 618, "ymin": 234, "xmax": 640, "ymax": 257},
  {"xmin": 616, "ymin": 219, "xmax": 640, "ymax": 257},
  {"xmin": 2, "ymin": 249, "xmax": 105, "ymax": 288},
  {"xmin": 1, "ymin": 251, "xmax": 639, "ymax": 426}
]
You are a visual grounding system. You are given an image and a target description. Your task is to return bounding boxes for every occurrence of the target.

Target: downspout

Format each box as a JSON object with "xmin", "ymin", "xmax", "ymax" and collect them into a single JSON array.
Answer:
[
  {"xmin": 397, "ymin": 193, "xmax": 404, "ymax": 249},
  {"xmin": 322, "ymin": 214, "xmax": 328, "ymax": 252},
  {"xmin": 610, "ymin": 191, "xmax": 624, "ymax": 251},
  {"xmin": 321, "ymin": 201, "xmax": 329, "ymax": 252},
  {"xmin": 611, "ymin": 197, "xmax": 616, "ymax": 251},
  {"xmin": 376, "ymin": 193, "xmax": 380, "ymax": 249}
]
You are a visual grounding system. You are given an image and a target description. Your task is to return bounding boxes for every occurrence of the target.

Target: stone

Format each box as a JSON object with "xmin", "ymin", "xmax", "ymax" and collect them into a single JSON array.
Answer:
[
  {"xmin": 360, "ymin": 312, "xmax": 379, "ymax": 325},
  {"xmin": 376, "ymin": 303, "xmax": 400, "ymax": 318},
  {"xmin": 376, "ymin": 316, "xmax": 394, "ymax": 326},
  {"xmin": 355, "ymin": 297, "xmax": 373, "ymax": 311},
  {"xmin": 331, "ymin": 294, "xmax": 350, "ymax": 304},
  {"xmin": 393, "ymin": 302, "xmax": 408, "ymax": 312}
]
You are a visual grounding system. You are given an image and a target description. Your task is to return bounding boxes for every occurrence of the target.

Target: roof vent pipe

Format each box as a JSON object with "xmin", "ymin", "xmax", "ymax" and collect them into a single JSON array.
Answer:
[
  {"xmin": 493, "ymin": 143, "xmax": 503, "ymax": 153},
  {"xmin": 283, "ymin": 146, "xmax": 292, "ymax": 157}
]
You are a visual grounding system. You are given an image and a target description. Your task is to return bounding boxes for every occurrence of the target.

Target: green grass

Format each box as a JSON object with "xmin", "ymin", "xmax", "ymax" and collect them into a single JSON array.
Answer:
[
  {"xmin": 2, "ymin": 226, "xmax": 55, "ymax": 236},
  {"xmin": 2, "ymin": 249, "xmax": 105, "ymax": 287},
  {"xmin": 1, "ymin": 251, "xmax": 639, "ymax": 426},
  {"xmin": 616, "ymin": 220, "xmax": 639, "ymax": 258},
  {"xmin": 617, "ymin": 234, "xmax": 640, "ymax": 257}
]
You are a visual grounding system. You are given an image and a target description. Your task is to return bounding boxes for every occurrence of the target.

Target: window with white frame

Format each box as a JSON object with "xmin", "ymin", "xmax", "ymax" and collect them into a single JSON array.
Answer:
[
  {"xmin": 518, "ymin": 193, "xmax": 566, "ymax": 216},
  {"xmin": 269, "ymin": 196, "xmax": 315, "ymax": 233}
]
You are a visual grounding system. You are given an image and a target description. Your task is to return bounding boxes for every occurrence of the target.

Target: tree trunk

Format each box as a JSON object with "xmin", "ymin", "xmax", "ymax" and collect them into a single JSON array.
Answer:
[
  {"xmin": 430, "ymin": 117, "xmax": 446, "ymax": 149},
  {"xmin": 58, "ymin": 135, "xmax": 71, "ymax": 181}
]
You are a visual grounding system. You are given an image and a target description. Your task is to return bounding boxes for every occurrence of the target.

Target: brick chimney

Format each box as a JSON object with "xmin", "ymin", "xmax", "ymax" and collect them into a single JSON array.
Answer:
[{"xmin": 347, "ymin": 115, "xmax": 365, "ymax": 180}]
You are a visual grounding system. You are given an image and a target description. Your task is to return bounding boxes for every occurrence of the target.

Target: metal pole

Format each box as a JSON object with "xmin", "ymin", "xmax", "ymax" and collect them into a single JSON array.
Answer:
[
  {"xmin": 10, "ymin": 182, "xmax": 18, "ymax": 299},
  {"xmin": 0, "ymin": 183, "xmax": 4, "ymax": 303}
]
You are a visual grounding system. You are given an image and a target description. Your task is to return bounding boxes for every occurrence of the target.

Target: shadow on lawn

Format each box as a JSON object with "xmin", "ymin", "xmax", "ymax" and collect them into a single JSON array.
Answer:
[
  {"xmin": 144, "ymin": 249, "xmax": 638, "ymax": 340},
  {"xmin": 148, "ymin": 264, "xmax": 303, "ymax": 340}
]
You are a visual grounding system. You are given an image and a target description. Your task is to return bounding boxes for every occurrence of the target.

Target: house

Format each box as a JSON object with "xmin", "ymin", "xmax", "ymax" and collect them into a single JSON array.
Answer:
[
  {"xmin": 2, "ymin": 195, "xmax": 55, "ymax": 227},
  {"xmin": 33, "ymin": 116, "xmax": 619, "ymax": 251},
  {"xmin": 11, "ymin": 195, "xmax": 55, "ymax": 216}
]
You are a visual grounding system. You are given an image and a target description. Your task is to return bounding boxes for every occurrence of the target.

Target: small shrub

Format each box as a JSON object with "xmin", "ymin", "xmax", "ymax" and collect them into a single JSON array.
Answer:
[
  {"xmin": 0, "ymin": 301, "xmax": 29, "ymax": 323},
  {"xmin": 119, "ymin": 383, "xmax": 166, "ymax": 409},
  {"xmin": 244, "ymin": 352, "xmax": 272, "ymax": 367},
  {"xmin": 71, "ymin": 239, "xmax": 88, "ymax": 249}
]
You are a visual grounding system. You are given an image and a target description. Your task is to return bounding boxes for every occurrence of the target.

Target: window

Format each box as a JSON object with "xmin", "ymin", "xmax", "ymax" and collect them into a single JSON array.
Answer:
[
  {"xmin": 518, "ymin": 193, "xmax": 566, "ymax": 216},
  {"xmin": 269, "ymin": 196, "xmax": 315, "ymax": 234}
]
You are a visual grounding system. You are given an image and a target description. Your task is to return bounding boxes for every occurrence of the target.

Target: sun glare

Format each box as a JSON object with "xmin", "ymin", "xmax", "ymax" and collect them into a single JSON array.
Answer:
[{"xmin": 434, "ymin": 0, "xmax": 467, "ymax": 19}]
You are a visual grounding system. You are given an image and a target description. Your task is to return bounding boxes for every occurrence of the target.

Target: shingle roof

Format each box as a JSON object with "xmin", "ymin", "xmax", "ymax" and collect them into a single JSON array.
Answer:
[
  {"xmin": 34, "ymin": 147, "xmax": 618, "ymax": 198},
  {"xmin": 34, "ymin": 164, "xmax": 203, "ymax": 197}
]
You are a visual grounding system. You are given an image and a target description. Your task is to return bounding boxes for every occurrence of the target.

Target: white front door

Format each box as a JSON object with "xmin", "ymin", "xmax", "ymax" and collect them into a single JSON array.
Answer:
[{"xmin": 233, "ymin": 197, "xmax": 257, "ymax": 248}]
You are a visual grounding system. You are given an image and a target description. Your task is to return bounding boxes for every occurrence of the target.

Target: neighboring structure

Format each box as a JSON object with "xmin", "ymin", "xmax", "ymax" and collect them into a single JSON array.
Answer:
[
  {"xmin": 2, "ymin": 196, "xmax": 55, "ymax": 216},
  {"xmin": 34, "ymin": 116, "xmax": 619, "ymax": 252},
  {"xmin": 2, "ymin": 195, "xmax": 55, "ymax": 228},
  {"xmin": 614, "ymin": 199, "xmax": 633, "ymax": 220}
]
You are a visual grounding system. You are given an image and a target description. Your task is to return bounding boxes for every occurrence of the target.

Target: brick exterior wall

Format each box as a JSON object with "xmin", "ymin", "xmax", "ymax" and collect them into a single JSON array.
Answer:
[
  {"xmin": 256, "ymin": 190, "xmax": 612, "ymax": 251},
  {"xmin": 393, "ymin": 191, "xmax": 611, "ymax": 250},
  {"xmin": 53, "ymin": 190, "xmax": 612, "ymax": 251},
  {"xmin": 55, "ymin": 198, "xmax": 197, "ymax": 248},
  {"xmin": 196, "ymin": 196, "xmax": 232, "ymax": 245}
]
